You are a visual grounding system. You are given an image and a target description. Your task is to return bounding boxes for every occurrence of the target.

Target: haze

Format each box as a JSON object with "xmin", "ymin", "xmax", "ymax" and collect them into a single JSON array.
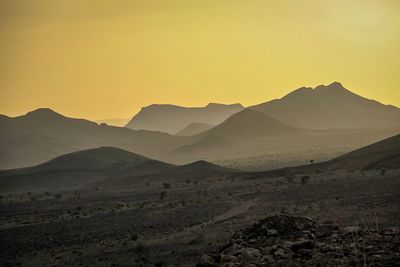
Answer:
[{"xmin": 1, "ymin": 0, "xmax": 400, "ymax": 120}]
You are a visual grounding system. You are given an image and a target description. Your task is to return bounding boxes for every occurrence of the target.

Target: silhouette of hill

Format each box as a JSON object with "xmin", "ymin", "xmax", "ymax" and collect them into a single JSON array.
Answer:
[
  {"xmin": 174, "ymin": 135, "xmax": 231, "ymax": 153},
  {"xmin": 0, "ymin": 147, "xmax": 151, "ymax": 192},
  {"xmin": 175, "ymin": 122, "xmax": 215, "ymax": 136},
  {"xmin": 0, "ymin": 108, "xmax": 181, "ymax": 169},
  {"xmin": 251, "ymin": 82, "xmax": 400, "ymax": 130},
  {"xmin": 169, "ymin": 160, "xmax": 234, "ymax": 174},
  {"xmin": 261, "ymin": 133, "xmax": 400, "ymax": 176},
  {"xmin": 332, "ymin": 133, "xmax": 400, "ymax": 170},
  {"xmin": 197, "ymin": 109, "xmax": 308, "ymax": 141},
  {"xmin": 115, "ymin": 160, "xmax": 175, "ymax": 177},
  {"xmin": 125, "ymin": 103, "xmax": 244, "ymax": 134},
  {"xmin": 95, "ymin": 117, "xmax": 130, "ymax": 127}
]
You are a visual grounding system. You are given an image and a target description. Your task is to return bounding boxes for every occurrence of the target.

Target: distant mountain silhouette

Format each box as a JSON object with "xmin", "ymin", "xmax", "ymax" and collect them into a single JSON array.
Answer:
[
  {"xmin": 125, "ymin": 103, "xmax": 244, "ymax": 134},
  {"xmin": 95, "ymin": 117, "xmax": 130, "ymax": 127},
  {"xmin": 197, "ymin": 109, "xmax": 308, "ymax": 141},
  {"xmin": 116, "ymin": 159, "xmax": 175, "ymax": 177},
  {"xmin": 175, "ymin": 122, "xmax": 215, "ymax": 136},
  {"xmin": 251, "ymin": 82, "xmax": 400, "ymax": 130},
  {"xmin": 174, "ymin": 135, "xmax": 231, "ymax": 153},
  {"xmin": 0, "ymin": 108, "xmax": 180, "ymax": 169},
  {"xmin": 0, "ymin": 147, "xmax": 151, "ymax": 192},
  {"xmin": 0, "ymin": 147, "xmax": 233, "ymax": 192},
  {"xmin": 169, "ymin": 160, "xmax": 233, "ymax": 174}
]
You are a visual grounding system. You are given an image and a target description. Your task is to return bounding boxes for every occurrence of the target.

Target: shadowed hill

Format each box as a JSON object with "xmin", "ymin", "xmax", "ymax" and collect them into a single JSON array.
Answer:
[
  {"xmin": 196, "ymin": 109, "xmax": 308, "ymax": 141},
  {"xmin": 174, "ymin": 135, "xmax": 231, "ymax": 153},
  {"xmin": 260, "ymin": 133, "xmax": 400, "ymax": 177},
  {"xmin": 175, "ymin": 122, "xmax": 215, "ymax": 136},
  {"xmin": 168, "ymin": 160, "xmax": 234, "ymax": 174},
  {"xmin": 0, "ymin": 147, "xmax": 234, "ymax": 193},
  {"xmin": 125, "ymin": 103, "xmax": 244, "ymax": 134},
  {"xmin": 251, "ymin": 82, "xmax": 400, "ymax": 130},
  {"xmin": 0, "ymin": 147, "xmax": 152, "ymax": 193},
  {"xmin": 115, "ymin": 160, "xmax": 176, "ymax": 178},
  {"xmin": 0, "ymin": 108, "xmax": 181, "ymax": 169}
]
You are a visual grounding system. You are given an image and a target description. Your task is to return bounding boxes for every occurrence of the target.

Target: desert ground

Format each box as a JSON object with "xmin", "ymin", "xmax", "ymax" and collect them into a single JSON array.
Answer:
[{"xmin": 1, "ymin": 167, "xmax": 399, "ymax": 266}]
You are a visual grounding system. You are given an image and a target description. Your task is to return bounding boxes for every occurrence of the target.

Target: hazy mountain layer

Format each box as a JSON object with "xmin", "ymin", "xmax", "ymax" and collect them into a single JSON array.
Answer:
[
  {"xmin": 0, "ymin": 147, "xmax": 232, "ymax": 193},
  {"xmin": 0, "ymin": 108, "xmax": 182, "ymax": 169},
  {"xmin": 251, "ymin": 82, "xmax": 400, "ymax": 130},
  {"xmin": 175, "ymin": 122, "xmax": 215, "ymax": 136},
  {"xmin": 125, "ymin": 103, "xmax": 244, "ymax": 134}
]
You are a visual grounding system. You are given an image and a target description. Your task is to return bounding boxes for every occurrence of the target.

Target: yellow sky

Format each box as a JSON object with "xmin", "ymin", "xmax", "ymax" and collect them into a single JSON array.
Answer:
[{"xmin": 1, "ymin": 0, "xmax": 399, "ymax": 120}]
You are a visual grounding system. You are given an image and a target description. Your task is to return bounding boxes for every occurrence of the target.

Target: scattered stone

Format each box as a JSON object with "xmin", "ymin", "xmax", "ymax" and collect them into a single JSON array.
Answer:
[
  {"xmin": 291, "ymin": 240, "xmax": 315, "ymax": 252},
  {"xmin": 198, "ymin": 254, "xmax": 216, "ymax": 267},
  {"xmin": 267, "ymin": 229, "xmax": 278, "ymax": 236},
  {"xmin": 342, "ymin": 226, "xmax": 361, "ymax": 234},
  {"xmin": 197, "ymin": 215, "xmax": 400, "ymax": 266}
]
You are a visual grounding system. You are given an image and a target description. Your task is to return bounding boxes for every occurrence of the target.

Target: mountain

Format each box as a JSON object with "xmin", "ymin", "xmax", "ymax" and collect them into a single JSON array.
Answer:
[
  {"xmin": 115, "ymin": 160, "xmax": 175, "ymax": 177},
  {"xmin": 0, "ymin": 147, "xmax": 234, "ymax": 193},
  {"xmin": 332, "ymin": 133, "xmax": 400, "ymax": 170},
  {"xmin": 175, "ymin": 122, "xmax": 215, "ymax": 136},
  {"xmin": 251, "ymin": 82, "xmax": 400, "ymax": 130},
  {"xmin": 174, "ymin": 135, "xmax": 231, "ymax": 154},
  {"xmin": 262, "ymin": 133, "xmax": 400, "ymax": 176},
  {"xmin": 196, "ymin": 109, "xmax": 308, "ymax": 141},
  {"xmin": 168, "ymin": 160, "xmax": 234, "ymax": 174},
  {"xmin": 95, "ymin": 117, "xmax": 130, "ymax": 127},
  {"xmin": 0, "ymin": 108, "xmax": 181, "ymax": 169},
  {"xmin": 0, "ymin": 147, "xmax": 151, "ymax": 192},
  {"xmin": 125, "ymin": 103, "xmax": 244, "ymax": 134}
]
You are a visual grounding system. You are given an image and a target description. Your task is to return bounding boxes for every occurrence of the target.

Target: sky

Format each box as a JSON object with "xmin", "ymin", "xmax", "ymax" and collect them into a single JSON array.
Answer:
[{"xmin": 1, "ymin": 0, "xmax": 400, "ymax": 121}]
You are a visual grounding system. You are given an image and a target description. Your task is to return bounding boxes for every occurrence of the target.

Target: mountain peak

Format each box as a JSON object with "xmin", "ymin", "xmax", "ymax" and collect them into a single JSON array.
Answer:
[
  {"xmin": 315, "ymin": 81, "xmax": 347, "ymax": 92},
  {"xmin": 24, "ymin": 108, "xmax": 64, "ymax": 119}
]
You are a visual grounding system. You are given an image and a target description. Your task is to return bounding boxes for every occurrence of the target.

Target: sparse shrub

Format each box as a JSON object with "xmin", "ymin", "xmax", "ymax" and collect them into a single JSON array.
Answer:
[
  {"xmin": 193, "ymin": 181, "xmax": 199, "ymax": 186},
  {"xmin": 186, "ymin": 179, "xmax": 191, "ymax": 184},
  {"xmin": 162, "ymin": 182, "xmax": 171, "ymax": 189},
  {"xmin": 381, "ymin": 169, "xmax": 386, "ymax": 176},
  {"xmin": 55, "ymin": 193, "xmax": 62, "ymax": 199},
  {"xmin": 131, "ymin": 233, "xmax": 139, "ymax": 241},
  {"xmin": 159, "ymin": 191, "xmax": 167, "ymax": 200},
  {"xmin": 285, "ymin": 175, "xmax": 295, "ymax": 184},
  {"xmin": 310, "ymin": 159, "xmax": 314, "ymax": 164},
  {"xmin": 301, "ymin": 175, "xmax": 310, "ymax": 185},
  {"xmin": 187, "ymin": 232, "xmax": 204, "ymax": 245}
]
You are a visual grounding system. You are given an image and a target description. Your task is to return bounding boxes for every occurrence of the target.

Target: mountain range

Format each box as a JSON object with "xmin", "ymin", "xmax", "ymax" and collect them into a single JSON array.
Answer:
[
  {"xmin": 125, "ymin": 103, "xmax": 244, "ymax": 134},
  {"xmin": 1, "ymin": 82, "xmax": 399, "ymax": 170},
  {"xmin": 1, "ymin": 132, "xmax": 398, "ymax": 193},
  {"xmin": 251, "ymin": 82, "xmax": 400, "ymax": 129},
  {"xmin": 0, "ymin": 147, "xmax": 232, "ymax": 193}
]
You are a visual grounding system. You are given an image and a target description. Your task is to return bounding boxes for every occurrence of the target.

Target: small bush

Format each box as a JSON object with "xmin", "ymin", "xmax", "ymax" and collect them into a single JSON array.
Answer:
[
  {"xmin": 301, "ymin": 175, "xmax": 310, "ymax": 185},
  {"xmin": 159, "ymin": 191, "xmax": 167, "ymax": 200}
]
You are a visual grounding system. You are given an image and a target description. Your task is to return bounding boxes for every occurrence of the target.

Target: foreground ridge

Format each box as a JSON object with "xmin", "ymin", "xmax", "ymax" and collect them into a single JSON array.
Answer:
[{"xmin": 197, "ymin": 215, "xmax": 400, "ymax": 266}]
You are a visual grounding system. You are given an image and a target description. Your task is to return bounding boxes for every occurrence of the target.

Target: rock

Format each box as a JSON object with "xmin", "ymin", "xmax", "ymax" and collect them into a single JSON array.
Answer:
[
  {"xmin": 274, "ymin": 248, "xmax": 288, "ymax": 258},
  {"xmin": 383, "ymin": 227, "xmax": 400, "ymax": 236},
  {"xmin": 220, "ymin": 254, "xmax": 238, "ymax": 263},
  {"xmin": 267, "ymin": 229, "xmax": 278, "ymax": 237},
  {"xmin": 342, "ymin": 226, "xmax": 361, "ymax": 234},
  {"xmin": 291, "ymin": 240, "xmax": 315, "ymax": 252},
  {"xmin": 223, "ymin": 243, "xmax": 242, "ymax": 255},
  {"xmin": 239, "ymin": 247, "xmax": 261, "ymax": 261},
  {"xmin": 198, "ymin": 254, "xmax": 216, "ymax": 266},
  {"xmin": 261, "ymin": 246, "xmax": 274, "ymax": 255}
]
